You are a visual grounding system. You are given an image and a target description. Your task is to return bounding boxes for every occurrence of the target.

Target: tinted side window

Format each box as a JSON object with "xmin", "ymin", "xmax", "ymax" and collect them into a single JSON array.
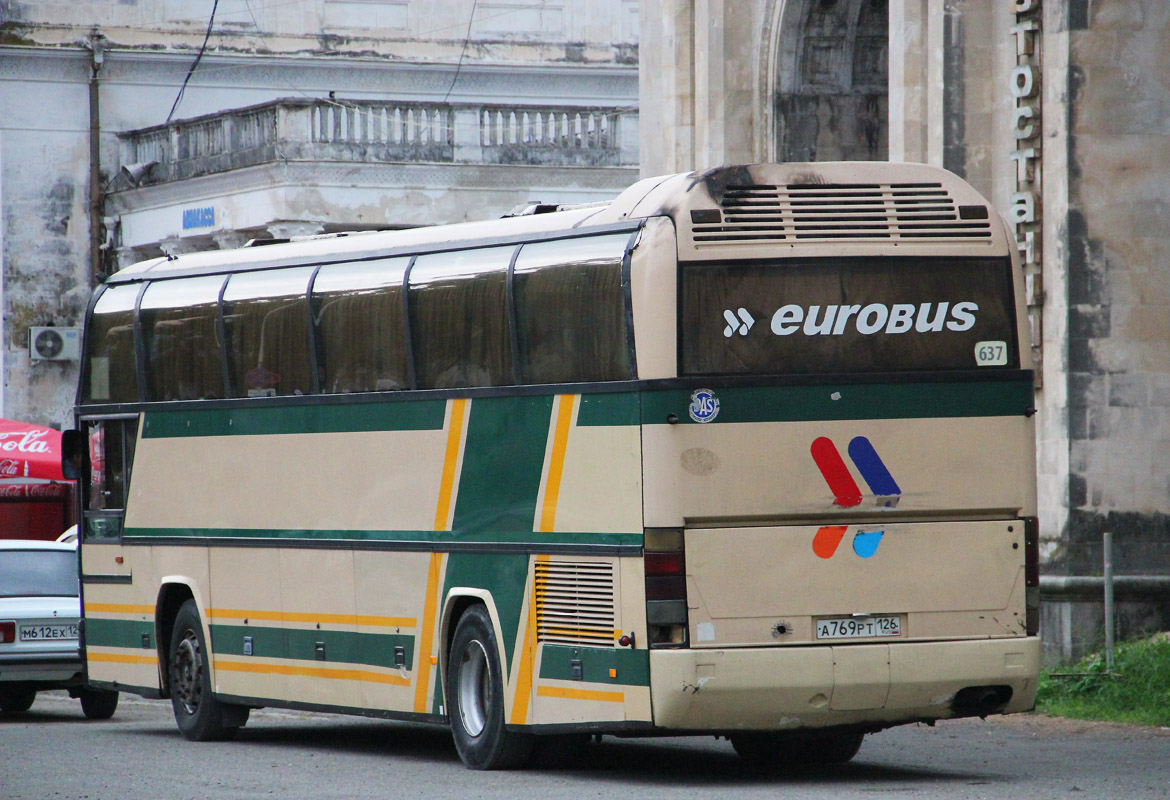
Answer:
[
  {"xmin": 82, "ymin": 417, "xmax": 138, "ymax": 542},
  {"xmin": 312, "ymin": 258, "xmax": 410, "ymax": 393},
  {"xmin": 83, "ymin": 285, "xmax": 140, "ymax": 404},
  {"xmin": 222, "ymin": 268, "xmax": 314, "ymax": 398},
  {"xmin": 141, "ymin": 276, "xmax": 227, "ymax": 401},
  {"xmin": 513, "ymin": 234, "xmax": 633, "ymax": 384},
  {"xmin": 410, "ymin": 247, "xmax": 515, "ymax": 389}
]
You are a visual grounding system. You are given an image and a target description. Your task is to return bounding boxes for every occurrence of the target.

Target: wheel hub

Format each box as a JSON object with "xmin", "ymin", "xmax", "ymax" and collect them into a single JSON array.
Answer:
[
  {"xmin": 457, "ymin": 639, "xmax": 491, "ymax": 738},
  {"xmin": 173, "ymin": 631, "xmax": 202, "ymax": 714}
]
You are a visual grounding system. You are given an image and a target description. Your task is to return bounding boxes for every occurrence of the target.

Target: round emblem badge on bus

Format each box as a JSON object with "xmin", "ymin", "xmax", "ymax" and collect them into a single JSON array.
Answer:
[{"xmin": 688, "ymin": 389, "xmax": 720, "ymax": 423}]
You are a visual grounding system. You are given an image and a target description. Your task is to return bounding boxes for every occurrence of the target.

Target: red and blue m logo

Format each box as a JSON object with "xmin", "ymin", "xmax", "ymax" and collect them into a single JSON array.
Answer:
[
  {"xmin": 810, "ymin": 436, "xmax": 901, "ymax": 559},
  {"xmin": 810, "ymin": 436, "xmax": 902, "ymax": 507}
]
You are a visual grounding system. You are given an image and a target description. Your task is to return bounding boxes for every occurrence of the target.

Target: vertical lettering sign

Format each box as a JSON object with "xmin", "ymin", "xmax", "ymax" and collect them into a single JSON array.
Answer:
[{"xmin": 1011, "ymin": 0, "xmax": 1042, "ymax": 377}]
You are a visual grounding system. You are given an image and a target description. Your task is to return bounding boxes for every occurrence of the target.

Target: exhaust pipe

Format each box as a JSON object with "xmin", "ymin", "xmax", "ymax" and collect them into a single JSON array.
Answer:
[{"xmin": 952, "ymin": 685, "xmax": 1013, "ymax": 718}]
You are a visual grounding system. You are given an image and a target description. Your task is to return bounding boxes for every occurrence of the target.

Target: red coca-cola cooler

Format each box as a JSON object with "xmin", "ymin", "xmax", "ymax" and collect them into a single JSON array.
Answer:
[{"xmin": 0, "ymin": 420, "xmax": 76, "ymax": 541}]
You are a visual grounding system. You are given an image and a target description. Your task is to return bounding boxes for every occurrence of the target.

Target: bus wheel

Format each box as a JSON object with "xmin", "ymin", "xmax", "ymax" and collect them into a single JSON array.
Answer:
[
  {"xmin": 169, "ymin": 599, "xmax": 249, "ymax": 741},
  {"xmin": 803, "ymin": 731, "xmax": 865, "ymax": 763},
  {"xmin": 78, "ymin": 688, "xmax": 119, "ymax": 719},
  {"xmin": 0, "ymin": 690, "xmax": 36, "ymax": 714},
  {"xmin": 446, "ymin": 605, "xmax": 533, "ymax": 770}
]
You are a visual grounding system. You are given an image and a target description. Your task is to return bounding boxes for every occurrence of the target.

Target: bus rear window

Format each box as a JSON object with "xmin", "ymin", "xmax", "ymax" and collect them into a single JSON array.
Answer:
[{"xmin": 680, "ymin": 257, "xmax": 1019, "ymax": 376}]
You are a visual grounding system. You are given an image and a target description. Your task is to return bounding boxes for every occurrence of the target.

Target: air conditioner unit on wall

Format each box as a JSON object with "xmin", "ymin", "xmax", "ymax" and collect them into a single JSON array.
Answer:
[{"xmin": 29, "ymin": 327, "xmax": 81, "ymax": 361}]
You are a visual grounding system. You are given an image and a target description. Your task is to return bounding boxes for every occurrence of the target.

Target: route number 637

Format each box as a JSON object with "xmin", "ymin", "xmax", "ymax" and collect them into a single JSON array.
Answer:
[{"xmin": 974, "ymin": 340, "xmax": 1008, "ymax": 367}]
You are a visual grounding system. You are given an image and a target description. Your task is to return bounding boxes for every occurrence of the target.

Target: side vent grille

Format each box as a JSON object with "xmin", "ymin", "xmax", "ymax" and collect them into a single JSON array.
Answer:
[
  {"xmin": 692, "ymin": 182, "xmax": 993, "ymax": 244},
  {"xmin": 535, "ymin": 559, "xmax": 617, "ymax": 648}
]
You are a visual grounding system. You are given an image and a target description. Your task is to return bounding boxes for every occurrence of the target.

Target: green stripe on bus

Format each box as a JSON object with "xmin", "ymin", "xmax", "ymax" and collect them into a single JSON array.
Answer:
[
  {"xmin": 209, "ymin": 624, "xmax": 414, "ymax": 670},
  {"xmin": 142, "ymin": 400, "xmax": 447, "ymax": 439},
  {"xmin": 121, "ymin": 527, "xmax": 642, "ymax": 548},
  {"xmin": 84, "ymin": 617, "xmax": 154, "ymax": 650},
  {"xmin": 575, "ymin": 392, "xmax": 640, "ymax": 427},
  {"xmin": 538, "ymin": 644, "xmax": 650, "ymax": 686},
  {"xmin": 640, "ymin": 379, "xmax": 1034, "ymax": 425},
  {"xmin": 437, "ymin": 551, "xmax": 532, "ymax": 713},
  {"xmin": 452, "ymin": 395, "xmax": 553, "ymax": 537}
]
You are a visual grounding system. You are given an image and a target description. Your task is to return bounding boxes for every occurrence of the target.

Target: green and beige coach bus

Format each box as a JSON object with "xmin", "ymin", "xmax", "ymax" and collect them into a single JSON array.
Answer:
[{"xmin": 74, "ymin": 162, "xmax": 1040, "ymax": 769}]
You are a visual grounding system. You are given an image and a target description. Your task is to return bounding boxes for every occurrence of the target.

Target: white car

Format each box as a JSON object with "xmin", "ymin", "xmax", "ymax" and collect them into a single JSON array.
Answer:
[{"xmin": 0, "ymin": 539, "xmax": 118, "ymax": 718}]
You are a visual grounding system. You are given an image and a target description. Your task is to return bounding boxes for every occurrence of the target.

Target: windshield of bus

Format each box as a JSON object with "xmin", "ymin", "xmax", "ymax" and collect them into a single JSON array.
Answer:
[{"xmin": 680, "ymin": 256, "xmax": 1019, "ymax": 376}]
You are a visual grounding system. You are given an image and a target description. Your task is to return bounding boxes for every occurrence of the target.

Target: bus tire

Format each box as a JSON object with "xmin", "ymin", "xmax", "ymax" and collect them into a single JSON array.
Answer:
[
  {"xmin": 0, "ymin": 689, "xmax": 36, "ymax": 714},
  {"xmin": 804, "ymin": 731, "xmax": 865, "ymax": 763},
  {"xmin": 169, "ymin": 599, "xmax": 248, "ymax": 741},
  {"xmin": 79, "ymin": 688, "xmax": 119, "ymax": 719},
  {"xmin": 446, "ymin": 605, "xmax": 533, "ymax": 770},
  {"xmin": 730, "ymin": 730, "xmax": 865, "ymax": 767}
]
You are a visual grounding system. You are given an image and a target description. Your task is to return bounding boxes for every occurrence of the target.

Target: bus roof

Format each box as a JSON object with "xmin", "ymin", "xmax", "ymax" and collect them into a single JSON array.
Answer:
[{"xmin": 107, "ymin": 162, "xmax": 1003, "ymax": 283}]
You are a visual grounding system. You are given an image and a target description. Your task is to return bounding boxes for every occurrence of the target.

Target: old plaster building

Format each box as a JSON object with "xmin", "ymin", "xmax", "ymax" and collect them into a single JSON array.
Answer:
[
  {"xmin": 642, "ymin": 0, "xmax": 1169, "ymax": 660},
  {"xmin": 0, "ymin": 0, "xmax": 639, "ymax": 425}
]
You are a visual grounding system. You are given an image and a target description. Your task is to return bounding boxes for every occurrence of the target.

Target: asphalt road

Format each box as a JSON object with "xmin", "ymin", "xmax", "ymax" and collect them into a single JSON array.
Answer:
[{"xmin": 5, "ymin": 691, "xmax": 1169, "ymax": 800}]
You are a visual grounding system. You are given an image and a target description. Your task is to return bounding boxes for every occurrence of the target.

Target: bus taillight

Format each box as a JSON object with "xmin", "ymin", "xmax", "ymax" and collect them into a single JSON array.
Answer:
[
  {"xmin": 645, "ymin": 529, "xmax": 688, "ymax": 648},
  {"xmin": 1024, "ymin": 516, "xmax": 1039, "ymax": 636}
]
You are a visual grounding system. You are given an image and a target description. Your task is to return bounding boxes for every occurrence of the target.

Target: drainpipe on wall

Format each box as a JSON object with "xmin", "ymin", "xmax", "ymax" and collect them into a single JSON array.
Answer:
[{"xmin": 88, "ymin": 33, "xmax": 106, "ymax": 288}]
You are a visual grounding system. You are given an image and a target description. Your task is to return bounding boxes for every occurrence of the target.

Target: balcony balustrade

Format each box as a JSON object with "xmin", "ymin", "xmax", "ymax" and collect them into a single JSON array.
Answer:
[{"xmin": 118, "ymin": 97, "xmax": 637, "ymax": 186}]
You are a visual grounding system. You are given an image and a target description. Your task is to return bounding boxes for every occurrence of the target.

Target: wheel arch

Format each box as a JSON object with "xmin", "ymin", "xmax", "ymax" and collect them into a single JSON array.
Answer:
[
  {"xmin": 154, "ymin": 578, "xmax": 205, "ymax": 698},
  {"xmin": 438, "ymin": 589, "xmax": 510, "ymax": 703}
]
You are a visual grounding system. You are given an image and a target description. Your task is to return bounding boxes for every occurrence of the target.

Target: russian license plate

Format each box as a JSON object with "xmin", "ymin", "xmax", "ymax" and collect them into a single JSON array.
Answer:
[
  {"xmin": 816, "ymin": 615, "xmax": 901, "ymax": 640},
  {"xmin": 20, "ymin": 624, "xmax": 79, "ymax": 641}
]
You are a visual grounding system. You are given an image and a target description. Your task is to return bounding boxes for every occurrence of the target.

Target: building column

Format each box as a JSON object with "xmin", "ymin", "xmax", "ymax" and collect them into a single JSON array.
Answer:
[
  {"xmin": 889, "ymin": 0, "xmax": 945, "ymax": 164},
  {"xmin": 267, "ymin": 222, "xmax": 325, "ymax": 240},
  {"xmin": 639, "ymin": 0, "xmax": 695, "ymax": 176},
  {"xmin": 158, "ymin": 237, "xmax": 202, "ymax": 257},
  {"xmin": 213, "ymin": 230, "xmax": 250, "ymax": 250}
]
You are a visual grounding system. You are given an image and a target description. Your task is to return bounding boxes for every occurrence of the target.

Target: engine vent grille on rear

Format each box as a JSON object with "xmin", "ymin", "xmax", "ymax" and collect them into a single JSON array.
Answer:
[
  {"xmin": 692, "ymin": 182, "xmax": 993, "ymax": 244},
  {"xmin": 535, "ymin": 559, "xmax": 617, "ymax": 648}
]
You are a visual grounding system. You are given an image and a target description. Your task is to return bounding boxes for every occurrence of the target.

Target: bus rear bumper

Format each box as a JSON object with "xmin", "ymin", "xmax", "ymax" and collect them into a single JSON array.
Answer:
[{"xmin": 648, "ymin": 637, "xmax": 1040, "ymax": 731}]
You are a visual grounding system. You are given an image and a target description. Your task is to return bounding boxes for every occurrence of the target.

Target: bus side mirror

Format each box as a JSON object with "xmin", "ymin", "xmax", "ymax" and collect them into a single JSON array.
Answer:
[{"xmin": 61, "ymin": 428, "xmax": 84, "ymax": 480}]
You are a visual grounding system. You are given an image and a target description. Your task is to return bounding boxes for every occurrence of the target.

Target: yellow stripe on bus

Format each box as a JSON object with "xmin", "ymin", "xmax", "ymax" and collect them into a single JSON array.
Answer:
[
  {"xmin": 207, "ymin": 609, "xmax": 416, "ymax": 628},
  {"xmin": 536, "ymin": 685, "xmax": 625, "ymax": 704},
  {"xmin": 412, "ymin": 552, "xmax": 444, "ymax": 713},
  {"xmin": 433, "ymin": 397, "xmax": 468, "ymax": 532},
  {"xmin": 85, "ymin": 603, "xmax": 154, "ymax": 615},
  {"xmin": 214, "ymin": 659, "xmax": 411, "ymax": 686},
  {"xmin": 538, "ymin": 627, "xmax": 621, "ymax": 641},
  {"xmin": 509, "ymin": 555, "xmax": 546, "ymax": 725},
  {"xmin": 538, "ymin": 394, "xmax": 577, "ymax": 533},
  {"xmin": 87, "ymin": 651, "xmax": 159, "ymax": 666}
]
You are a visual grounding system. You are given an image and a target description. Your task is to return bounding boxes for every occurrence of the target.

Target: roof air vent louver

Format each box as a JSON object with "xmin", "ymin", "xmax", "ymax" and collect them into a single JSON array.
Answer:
[{"xmin": 690, "ymin": 182, "xmax": 994, "ymax": 245}]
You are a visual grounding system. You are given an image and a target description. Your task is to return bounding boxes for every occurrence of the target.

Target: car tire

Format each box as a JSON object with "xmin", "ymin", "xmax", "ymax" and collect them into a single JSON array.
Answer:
[
  {"xmin": 0, "ymin": 689, "xmax": 36, "ymax": 714},
  {"xmin": 169, "ymin": 599, "xmax": 249, "ymax": 741},
  {"xmin": 79, "ymin": 688, "xmax": 119, "ymax": 719},
  {"xmin": 446, "ymin": 605, "xmax": 533, "ymax": 770}
]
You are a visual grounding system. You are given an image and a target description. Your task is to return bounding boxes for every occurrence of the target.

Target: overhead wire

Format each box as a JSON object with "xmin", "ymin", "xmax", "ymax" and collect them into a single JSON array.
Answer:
[
  {"xmin": 442, "ymin": 0, "xmax": 478, "ymax": 103},
  {"xmin": 156, "ymin": 0, "xmax": 558, "ymax": 119},
  {"xmin": 166, "ymin": 0, "xmax": 221, "ymax": 123}
]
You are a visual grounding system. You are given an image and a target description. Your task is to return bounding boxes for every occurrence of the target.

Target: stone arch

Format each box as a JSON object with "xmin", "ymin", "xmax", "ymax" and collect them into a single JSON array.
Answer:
[{"xmin": 769, "ymin": 0, "xmax": 888, "ymax": 162}]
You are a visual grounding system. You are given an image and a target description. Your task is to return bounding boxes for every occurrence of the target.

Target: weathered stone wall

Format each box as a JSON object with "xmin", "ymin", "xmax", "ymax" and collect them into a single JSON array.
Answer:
[
  {"xmin": 0, "ymin": 1, "xmax": 640, "ymax": 65},
  {"xmin": 0, "ymin": 0, "xmax": 639, "ymax": 428},
  {"xmin": 1062, "ymin": 0, "xmax": 1170, "ymax": 587},
  {"xmin": 0, "ymin": 52, "xmax": 95, "ymax": 427}
]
